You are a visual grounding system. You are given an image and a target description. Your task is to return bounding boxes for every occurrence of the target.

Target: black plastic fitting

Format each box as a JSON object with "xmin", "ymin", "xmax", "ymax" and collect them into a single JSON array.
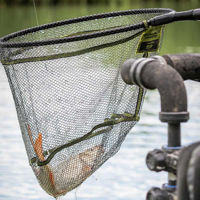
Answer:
[
  {"xmin": 140, "ymin": 60, "xmax": 187, "ymax": 113},
  {"xmin": 146, "ymin": 187, "xmax": 170, "ymax": 200},
  {"xmin": 146, "ymin": 148, "xmax": 180, "ymax": 174},
  {"xmin": 121, "ymin": 56, "xmax": 190, "ymax": 148},
  {"xmin": 121, "ymin": 57, "xmax": 188, "ymax": 114},
  {"xmin": 146, "ymin": 149, "xmax": 166, "ymax": 172}
]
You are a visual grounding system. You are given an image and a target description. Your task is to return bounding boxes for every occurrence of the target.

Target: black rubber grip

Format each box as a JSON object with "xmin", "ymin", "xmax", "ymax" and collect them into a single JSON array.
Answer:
[{"xmin": 149, "ymin": 9, "xmax": 200, "ymax": 26}]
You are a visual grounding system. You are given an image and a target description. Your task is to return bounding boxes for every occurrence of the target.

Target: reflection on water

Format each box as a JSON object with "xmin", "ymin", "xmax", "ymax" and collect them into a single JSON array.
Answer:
[{"xmin": 0, "ymin": 2, "xmax": 200, "ymax": 200}]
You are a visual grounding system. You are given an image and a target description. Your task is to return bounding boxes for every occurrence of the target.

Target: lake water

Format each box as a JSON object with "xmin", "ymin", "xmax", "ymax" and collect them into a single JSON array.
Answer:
[{"xmin": 0, "ymin": 2, "xmax": 200, "ymax": 200}]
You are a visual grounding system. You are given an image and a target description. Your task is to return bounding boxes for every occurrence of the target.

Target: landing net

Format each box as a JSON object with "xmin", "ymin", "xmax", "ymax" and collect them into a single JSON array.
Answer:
[{"xmin": 0, "ymin": 8, "xmax": 172, "ymax": 198}]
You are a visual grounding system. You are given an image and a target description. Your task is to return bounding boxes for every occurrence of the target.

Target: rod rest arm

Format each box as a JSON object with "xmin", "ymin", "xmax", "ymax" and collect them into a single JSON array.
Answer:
[{"xmin": 163, "ymin": 54, "xmax": 200, "ymax": 82}]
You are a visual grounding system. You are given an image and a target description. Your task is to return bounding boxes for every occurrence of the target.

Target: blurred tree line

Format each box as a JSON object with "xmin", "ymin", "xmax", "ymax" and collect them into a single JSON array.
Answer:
[{"xmin": 0, "ymin": 0, "xmax": 198, "ymax": 6}]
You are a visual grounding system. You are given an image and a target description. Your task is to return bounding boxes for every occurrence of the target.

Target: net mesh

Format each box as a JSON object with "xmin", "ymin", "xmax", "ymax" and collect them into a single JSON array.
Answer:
[{"xmin": 0, "ymin": 9, "xmax": 171, "ymax": 198}]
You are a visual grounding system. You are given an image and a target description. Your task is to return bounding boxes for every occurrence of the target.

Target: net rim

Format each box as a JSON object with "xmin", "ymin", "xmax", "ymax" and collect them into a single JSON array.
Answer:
[{"xmin": 0, "ymin": 8, "xmax": 174, "ymax": 48}]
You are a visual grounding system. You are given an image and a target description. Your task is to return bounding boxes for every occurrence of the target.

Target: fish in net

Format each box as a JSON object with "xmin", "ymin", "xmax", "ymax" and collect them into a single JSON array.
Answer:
[{"xmin": 0, "ymin": 8, "xmax": 173, "ymax": 198}]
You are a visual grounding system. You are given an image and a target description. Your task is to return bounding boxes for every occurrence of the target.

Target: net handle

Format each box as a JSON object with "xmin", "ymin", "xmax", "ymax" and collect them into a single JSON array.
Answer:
[{"xmin": 149, "ymin": 8, "xmax": 200, "ymax": 26}]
